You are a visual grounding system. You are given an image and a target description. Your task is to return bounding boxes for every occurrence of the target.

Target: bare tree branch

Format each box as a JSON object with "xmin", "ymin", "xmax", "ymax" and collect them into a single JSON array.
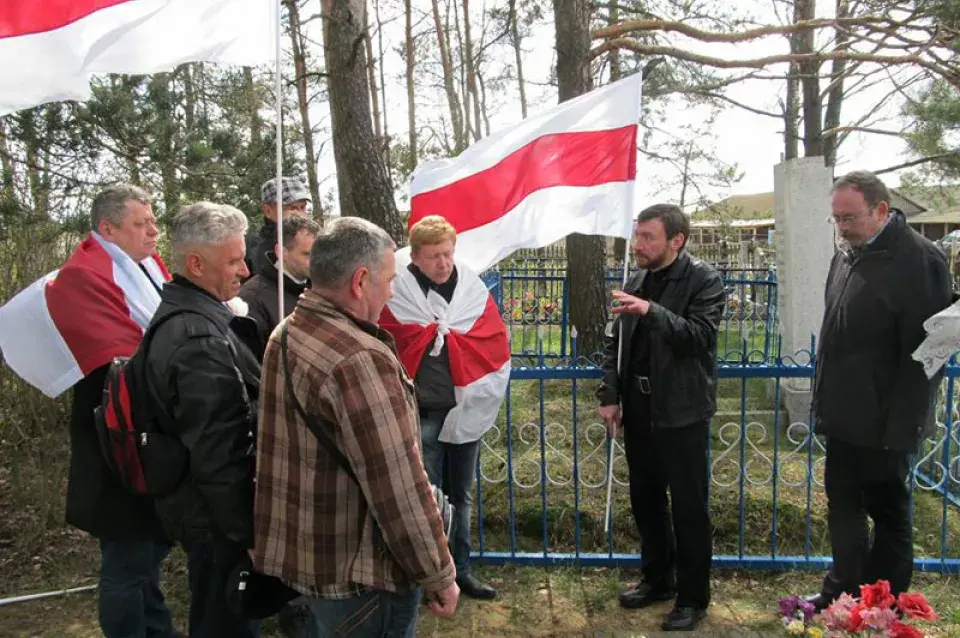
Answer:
[
  {"xmin": 872, "ymin": 153, "xmax": 960, "ymax": 176},
  {"xmin": 592, "ymin": 16, "xmax": 888, "ymax": 43},
  {"xmin": 822, "ymin": 125, "xmax": 905, "ymax": 138},
  {"xmin": 590, "ymin": 39, "xmax": 959, "ymax": 87}
]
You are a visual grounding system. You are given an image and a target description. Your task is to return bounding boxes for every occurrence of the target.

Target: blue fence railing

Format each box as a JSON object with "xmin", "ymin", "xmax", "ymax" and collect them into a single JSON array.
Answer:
[
  {"xmin": 483, "ymin": 266, "xmax": 780, "ymax": 360},
  {"xmin": 466, "ymin": 338, "xmax": 960, "ymax": 574}
]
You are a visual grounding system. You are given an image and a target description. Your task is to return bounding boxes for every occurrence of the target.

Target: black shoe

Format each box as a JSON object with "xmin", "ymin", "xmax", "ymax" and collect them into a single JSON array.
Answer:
[
  {"xmin": 803, "ymin": 593, "xmax": 833, "ymax": 613},
  {"xmin": 457, "ymin": 573, "xmax": 497, "ymax": 600},
  {"xmin": 618, "ymin": 581, "xmax": 676, "ymax": 609},
  {"xmin": 661, "ymin": 606, "xmax": 707, "ymax": 631}
]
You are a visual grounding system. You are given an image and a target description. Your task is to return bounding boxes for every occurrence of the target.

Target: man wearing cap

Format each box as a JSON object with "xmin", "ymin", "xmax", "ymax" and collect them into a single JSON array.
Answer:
[{"xmin": 246, "ymin": 176, "xmax": 312, "ymax": 276}]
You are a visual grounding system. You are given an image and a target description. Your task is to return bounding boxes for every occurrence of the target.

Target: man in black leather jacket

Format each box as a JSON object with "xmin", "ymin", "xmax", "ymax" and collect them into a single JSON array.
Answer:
[
  {"xmin": 597, "ymin": 204, "xmax": 724, "ymax": 632},
  {"xmin": 144, "ymin": 202, "xmax": 261, "ymax": 638},
  {"xmin": 804, "ymin": 171, "xmax": 952, "ymax": 611}
]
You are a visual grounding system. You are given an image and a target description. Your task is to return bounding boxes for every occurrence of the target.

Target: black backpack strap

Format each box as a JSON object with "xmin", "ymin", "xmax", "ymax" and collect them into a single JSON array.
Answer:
[{"xmin": 281, "ymin": 321, "xmax": 358, "ymax": 483}]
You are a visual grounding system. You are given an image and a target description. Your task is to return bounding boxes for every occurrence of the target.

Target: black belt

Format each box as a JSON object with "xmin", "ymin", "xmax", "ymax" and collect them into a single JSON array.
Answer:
[{"xmin": 633, "ymin": 375, "xmax": 652, "ymax": 395}]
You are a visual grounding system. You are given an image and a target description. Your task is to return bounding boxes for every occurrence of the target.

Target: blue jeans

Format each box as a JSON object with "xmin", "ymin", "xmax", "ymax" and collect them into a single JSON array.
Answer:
[
  {"xmin": 420, "ymin": 410, "xmax": 481, "ymax": 575},
  {"xmin": 305, "ymin": 588, "xmax": 420, "ymax": 638},
  {"xmin": 98, "ymin": 539, "xmax": 175, "ymax": 638}
]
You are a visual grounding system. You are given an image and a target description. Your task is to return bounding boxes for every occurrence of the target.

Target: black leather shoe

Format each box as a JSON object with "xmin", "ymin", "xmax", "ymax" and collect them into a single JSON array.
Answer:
[
  {"xmin": 661, "ymin": 606, "xmax": 707, "ymax": 631},
  {"xmin": 803, "ymin": 593, "xmax": 833, "ymax": 613},
  {"xmin": 618, "ymin": 582, "xmax": 677, "ymax": 609},
  {"xmin": 457, "ymin": 573, "xmax": 497, "ymax": 600}
]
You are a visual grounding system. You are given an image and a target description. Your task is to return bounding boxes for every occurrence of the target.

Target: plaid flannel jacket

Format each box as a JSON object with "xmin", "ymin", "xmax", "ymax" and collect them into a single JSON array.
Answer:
[{"xmin": 252, "ymin": 290, "xmax": 455, "ymax": 598}]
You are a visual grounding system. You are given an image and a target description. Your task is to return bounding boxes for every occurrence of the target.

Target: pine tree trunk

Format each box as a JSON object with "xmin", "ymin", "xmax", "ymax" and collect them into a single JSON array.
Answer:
[
  {"xmin": 822, "ymin": 0, "xmax": 849, "ymax": 167},
  {"xmin": 462, "ymin": 0, "xmax": 482, "ymax": 142},
  {"xmin": 796, "ymin": 0, "xmax": 823, "ymax": 157},
  {"xmin": 507, "ymin": 0, "xmax": 528, "ymax": 118},
  {"xmin": 554, "ymin": 0, "xmax": 606, "ymax": 356},
  {"xmin": 405, "ymin": 0, "xmax": 418, "ymax": 170},
  {"xmin": 286, "ymin": 0, "xmax": 322, "ymax": 211},
  {"xmin": 323, "ymin": 0, "xmax": 405, "ymax": 242},
  {"xmin": 375, "ymin": 0, "xmax": 391, "ymax": 180},
  {"xmin": 431, "ymin": 0, "xmax": 465, "ymax": 153}
]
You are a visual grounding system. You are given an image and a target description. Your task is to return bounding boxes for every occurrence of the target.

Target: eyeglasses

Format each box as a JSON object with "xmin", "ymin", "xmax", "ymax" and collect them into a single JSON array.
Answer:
[{"xmin": 827, "ymin": 210, "xmax": 872, "ymax": 226}]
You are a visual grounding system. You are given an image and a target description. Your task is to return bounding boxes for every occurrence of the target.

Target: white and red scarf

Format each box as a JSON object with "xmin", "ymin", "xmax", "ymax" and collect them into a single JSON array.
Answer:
[
  {"xmin": 380, "ymin": 250, "xmax": 510, "ymax": 444},
  {"xmin": 0, "ymin": 232, "xmax": 170, "ymax": 397}
]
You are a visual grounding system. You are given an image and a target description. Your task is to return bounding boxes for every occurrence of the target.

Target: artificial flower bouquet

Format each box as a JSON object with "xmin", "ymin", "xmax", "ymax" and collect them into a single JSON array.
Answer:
[{"xmin": 778, "ymin": 580, "xmax": 937, "ymax": 637}]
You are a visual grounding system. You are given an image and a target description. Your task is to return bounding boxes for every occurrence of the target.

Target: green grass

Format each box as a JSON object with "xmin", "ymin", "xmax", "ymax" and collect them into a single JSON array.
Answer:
[{"xmin": 2, "ymin": 364, "xmax": 959, "ymax": 636}]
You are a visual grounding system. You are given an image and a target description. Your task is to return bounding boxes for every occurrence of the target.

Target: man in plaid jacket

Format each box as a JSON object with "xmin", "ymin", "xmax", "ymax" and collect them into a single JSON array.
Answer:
[{"xmin": 253, "ymin": 217, "xmax": 459, "ymax": 636}]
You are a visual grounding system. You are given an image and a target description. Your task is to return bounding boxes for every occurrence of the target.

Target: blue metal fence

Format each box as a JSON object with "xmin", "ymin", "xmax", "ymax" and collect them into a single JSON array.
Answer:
[
  {"xmin": 483, "ymin": 266, "xmax": 780, "ymax": 361},
  {"xmin": 469, "ymin": 268, "xmax": 960, "ymax": 573}
]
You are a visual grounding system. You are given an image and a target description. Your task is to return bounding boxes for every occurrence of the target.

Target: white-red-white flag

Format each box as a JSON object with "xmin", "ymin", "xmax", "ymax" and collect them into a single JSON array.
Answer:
[
  {"xmin": 379, "ymin": 250, "xmax": 510, "ymax": 444},
  {"xmin": 409, "ymin": 74, "xmax": 643, "ymax": 272},
  {"xmin": 0, "ymin": 0, "xmax": 276, "ymax": 115},
  {"xmin": 0, "ymin": 233, "xmax": 170, "ymax": 397}
]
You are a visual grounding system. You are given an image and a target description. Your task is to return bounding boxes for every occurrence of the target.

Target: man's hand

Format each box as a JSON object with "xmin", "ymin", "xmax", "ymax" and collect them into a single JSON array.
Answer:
[
  {"xmin": 428, "ymin": 581, "xmax": 460, "ymax": 618},
  {"xmin": 599, "ymin": 404, "xmax": 621, "ymax": 438},
  {"xmin": 611, "ymin": 290, "xmax": 651, "ymax": 317}
]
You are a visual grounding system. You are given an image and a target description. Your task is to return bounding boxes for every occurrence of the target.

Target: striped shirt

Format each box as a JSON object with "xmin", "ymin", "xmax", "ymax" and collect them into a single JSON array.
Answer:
[{"xmin": 252, "ymin": 290, "xmax": 455, "ymax": 598}]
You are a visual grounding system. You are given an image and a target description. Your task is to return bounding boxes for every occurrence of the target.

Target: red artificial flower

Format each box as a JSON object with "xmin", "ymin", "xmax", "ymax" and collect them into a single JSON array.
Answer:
[
  {"xmin": 849, "ymin": 604, "xmax": 867, "ymax": 632},
  {"xmin": 889, "ymin": 620, "xmax": 925, "ymax": 638},
  {"xmin": 860, "ymin": 580, "xmax": 896, "ymax": 609},
  {"xmin": 897, "ymin": 592, "xmax": 938, "ymax": 622}
]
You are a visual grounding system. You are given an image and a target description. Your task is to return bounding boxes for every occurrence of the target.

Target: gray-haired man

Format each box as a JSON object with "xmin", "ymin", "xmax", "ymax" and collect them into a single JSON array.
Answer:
[
  {"xmin": 143, "ymin": 202, "xmax": 262, "ymax": 637},
  {"xmin": 246, "ymin": 176, "xmax": 312, "ymax": 276},
  {"xmin": 254, "ymin": 217, "xmax": 459, "ymax": 637}
]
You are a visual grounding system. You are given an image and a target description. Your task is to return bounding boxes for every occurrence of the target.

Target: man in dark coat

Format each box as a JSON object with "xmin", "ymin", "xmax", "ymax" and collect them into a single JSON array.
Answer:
[
  {"xmin": 239, "ymin": 215, "xmax": 319, "ymax": 361},
  {"xmin": 597, "ymin": 204, "xmax": 725, "ymax": 632},
  {"xmin": 65, "ymin": 184, "xmax": 179, "ymax": 638},
  {"xmin": 805, "ymin": 171, "xmax": 952, "ymax": 610},
  {"xmin": 144, "ymin": 202, "xmax": 261, "ymax": 638},
  {"xmin": 244, "ymin": 176, "xmax": 311, "ymax": 277}
]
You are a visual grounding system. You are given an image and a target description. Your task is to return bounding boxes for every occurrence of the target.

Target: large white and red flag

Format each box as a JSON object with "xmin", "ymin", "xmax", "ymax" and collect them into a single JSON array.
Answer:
[
  {"xmin": 409, "ymin": 74, "xmax": 643, "ymax": 272},
  {"xmin": 0, "ymin": 233, "xmax": 170, "ymax": 397},
  {"xmin": 379, "ymin": 250, "xmax": 510, "ymax": 444},
  {"xmin": 0, "ymin": 0, "xmax": 276, "ymax": 115}
]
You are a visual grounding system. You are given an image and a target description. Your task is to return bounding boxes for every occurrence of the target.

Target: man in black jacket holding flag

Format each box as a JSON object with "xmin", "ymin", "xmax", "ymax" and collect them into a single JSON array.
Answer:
[{"xmin": 598, "ymin": 204, "xmax": 725, "ymax": 632}]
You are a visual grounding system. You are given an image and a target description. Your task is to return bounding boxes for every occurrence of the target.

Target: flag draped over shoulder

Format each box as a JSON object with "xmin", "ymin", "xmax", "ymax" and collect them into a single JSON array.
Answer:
[
  {"xmin": 408, "ymin": 74, "xmax": 643, "ymax": 273},
  {"xmin": 0, "ymin": 0, "xmax": 277, "ymax": 115},
  {"xmin": 380, "ymin": 249, "xmax": 510, "ymax": 444},
  {"xmin": 0, "ymin": 233, "xmax": 170, "ymax": 398}
]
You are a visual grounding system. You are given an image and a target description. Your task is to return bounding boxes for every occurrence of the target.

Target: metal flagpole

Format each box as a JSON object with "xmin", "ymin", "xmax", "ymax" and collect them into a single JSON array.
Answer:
[
  {"xmin": 0, "ymin": 585, "xmax": 97, "ymax": 608},
  {"xmin": 604, "ymin": 71, "xmax": 644, "ymax": 535},
  {"xmin": 274, "ymin": 0, "xmax": 284, "ymax": 317},
  {"xmin": 603, "ymin": 237, "xmax": 631, "ymax": 534}
]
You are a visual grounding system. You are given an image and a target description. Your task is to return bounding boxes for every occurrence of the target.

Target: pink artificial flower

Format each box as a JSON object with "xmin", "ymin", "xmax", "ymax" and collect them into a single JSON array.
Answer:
[
  {"xmin": 859, "ymin": 606, "xmax": 898, "ymax": 631},
  {"xmin": 821, "ymin": 593, "xmax": 858, "ymax": 631}
]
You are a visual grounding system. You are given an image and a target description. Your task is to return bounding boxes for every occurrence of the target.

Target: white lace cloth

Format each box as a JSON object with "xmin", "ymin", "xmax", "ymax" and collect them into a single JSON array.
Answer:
[{"xmin": 912, "ymin": 298, "xmax": 960, "ymax": 379}]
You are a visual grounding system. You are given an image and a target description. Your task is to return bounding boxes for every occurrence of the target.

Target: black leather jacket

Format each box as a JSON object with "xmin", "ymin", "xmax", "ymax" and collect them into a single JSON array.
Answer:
[
  {"xmin": 238, "ymin": 251, "xmax": 308, "ymax": 361},
  {"xmin": 597, "ymin": 252, "xmax": 725, "ymax": 429},
  {"xmin": 143, "ymin": 278, "xmax": 261, "ymax": 549}
]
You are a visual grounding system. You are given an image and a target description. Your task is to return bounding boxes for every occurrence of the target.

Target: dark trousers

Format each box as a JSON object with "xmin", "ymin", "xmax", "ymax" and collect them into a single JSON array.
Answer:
[
  {"xmin": 186, "ymin": 542, "xmax": 260, "ymax": 638},
  {"xmin": 623, "ymin": 418, "xmax": 712, "ymax": 609},
  {"xmin": 420, "ymin": 409, "xmax": 481, "ymax": 575},
  {"xmin": 98, "ymin": 539, "xmax": 175, "ymax": 638},
  {"xmin": 821, "ymin": 437, "xmax": 913, "ymax": 598}
]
